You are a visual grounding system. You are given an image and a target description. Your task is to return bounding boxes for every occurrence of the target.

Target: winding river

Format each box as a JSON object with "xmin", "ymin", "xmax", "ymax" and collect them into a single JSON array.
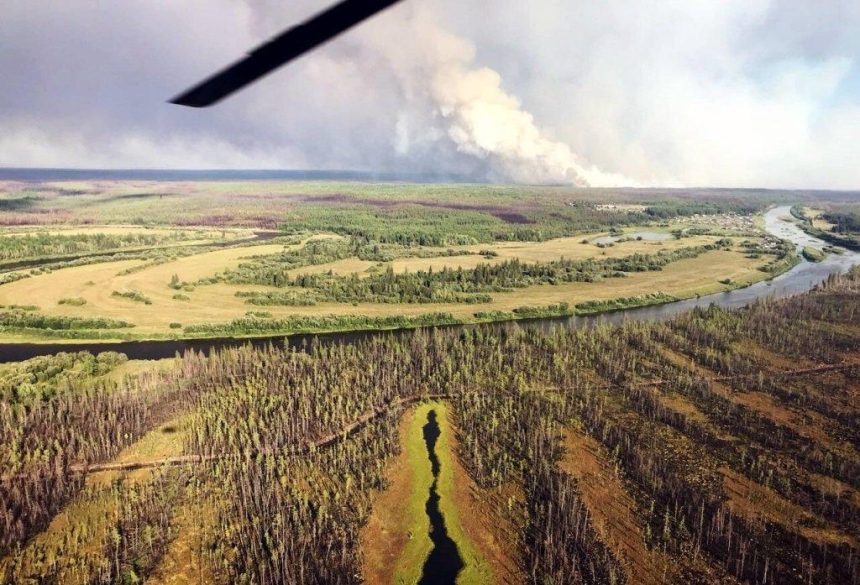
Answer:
[{"xmin": 0, "ymin": 206, "xmax": 856, "ymax": 363}]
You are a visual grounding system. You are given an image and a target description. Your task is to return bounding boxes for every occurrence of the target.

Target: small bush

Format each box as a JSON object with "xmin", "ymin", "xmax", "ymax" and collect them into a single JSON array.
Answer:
[
  {"xmin": 58, "ymin": 297, "xmax": 87, "ymax": 306},
  {"xmin": 111, "ymin": 290, "xmax": 152, "ymax": 305}
]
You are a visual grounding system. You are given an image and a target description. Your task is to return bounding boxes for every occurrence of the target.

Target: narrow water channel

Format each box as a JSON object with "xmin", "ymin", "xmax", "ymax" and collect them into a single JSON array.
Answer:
[{"xmin": 418, "ymin": 410, "xmax": 464, "ymax": 585}]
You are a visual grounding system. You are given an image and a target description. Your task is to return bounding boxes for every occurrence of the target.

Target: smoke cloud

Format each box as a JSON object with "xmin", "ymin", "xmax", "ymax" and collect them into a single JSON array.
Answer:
[
  {"xmin": 365, "ymin": 7, "xmax": 632, "ymax": 186},
  {"xmin": 0, "ymin": 0, "xmax": 858, "ymax": 188},
  {"xmin": 244, "ymin": 2, "xmax": 633, "ymax": 186}
]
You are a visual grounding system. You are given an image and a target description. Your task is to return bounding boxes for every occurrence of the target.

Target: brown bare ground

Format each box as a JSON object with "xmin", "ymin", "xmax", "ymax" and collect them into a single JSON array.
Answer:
[
  {"xmin": 734, "ymin": 340, "xmax": 817, "ymax": 371},
  {"xmin": 360, "ymin": 408, "xmax": 417, "ymax": 585},
  {"xmin": 656, "ymin": 392, "xmax": 737, "ymax": 442},
  {"xmin": 447, "ymin": 413, "xmax": 523, "ymax": 584},
  {"xmin": 560, "ymin": 427, "xmax": 677, "ymax": 585},
  {"xmin": 658, "ymin": 343, "xmax": 858, "ymax": 461},
  {"xmin": 720, "ymin": 466, "xmax": 857, "ymax": 548},
  {"xmin": 720, "ymin": 387, "xmax": 857, "ymax": 462}
]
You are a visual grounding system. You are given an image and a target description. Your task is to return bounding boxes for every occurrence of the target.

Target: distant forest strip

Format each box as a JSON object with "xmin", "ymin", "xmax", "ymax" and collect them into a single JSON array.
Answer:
[
  {"xmin": 0, "ymin": 309, "xmax": 133, "ymax": 331},
  {"xmin": 0, "ymin": 185, "xmax": 767, "ymax": 239},
  {"xmin": 0, "ymin": 232, "xmax": 194, "ymax": 262},
  {"xmin": 275, "ymin": 198, "xmax": 764, "ymax": 246}
]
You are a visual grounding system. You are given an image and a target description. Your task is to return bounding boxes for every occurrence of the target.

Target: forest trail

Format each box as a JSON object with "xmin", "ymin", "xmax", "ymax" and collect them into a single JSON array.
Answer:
[{"xmin": 3, "ymin": 361, "xmax": 857, "ymax": 482}]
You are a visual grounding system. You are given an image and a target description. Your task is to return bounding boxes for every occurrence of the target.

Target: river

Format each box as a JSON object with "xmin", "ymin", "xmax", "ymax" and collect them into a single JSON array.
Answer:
[{"xmin": 0, "ymin": 206, "xmax": 856, "ymax": 363}]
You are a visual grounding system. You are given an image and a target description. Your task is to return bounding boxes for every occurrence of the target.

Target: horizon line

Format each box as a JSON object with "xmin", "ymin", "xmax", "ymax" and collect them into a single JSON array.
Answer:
[{"xmin": 0, "ymin": 167, "xmax": 858, "ymax": 193}]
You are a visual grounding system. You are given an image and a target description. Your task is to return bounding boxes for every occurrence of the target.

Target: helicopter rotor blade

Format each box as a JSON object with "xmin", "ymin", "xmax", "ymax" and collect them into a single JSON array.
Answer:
[{"xmin": 171, "ymin": 0, "xmax": 404, "ymax": 108}]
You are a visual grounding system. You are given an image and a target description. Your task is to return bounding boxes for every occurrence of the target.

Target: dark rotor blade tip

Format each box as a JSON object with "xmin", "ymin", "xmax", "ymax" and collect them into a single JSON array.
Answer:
[
  {"xmin": 170, "ymin": 0, "xmax": 405, "ymax": 108},
  {"xmin": 169, "ymin": 95, "xmax": 209, "ymax": 108}
]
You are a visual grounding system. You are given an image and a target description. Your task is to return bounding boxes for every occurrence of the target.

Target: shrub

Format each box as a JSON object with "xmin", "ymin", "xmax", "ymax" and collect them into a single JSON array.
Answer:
[
  {"xmin": 112, "ymin": 290, "xmax": 152, "ymax": 305},
  {"xmin": 58, "ymin": 297, "xmax": 87, "ymax": 306}
]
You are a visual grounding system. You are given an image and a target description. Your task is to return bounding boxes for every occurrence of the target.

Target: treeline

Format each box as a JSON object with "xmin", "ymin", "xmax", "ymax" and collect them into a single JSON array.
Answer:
[
  {"xmin": 182, "ymin": 311, "xmax": 459, "ymax": 337},
  {"xmin": 823, "ymin": 209, "xmax": 860, "ymax": 233},
  {"xmin": 642, "ymin": 200, "xmax": 761, "ymax": 219},
  {"xmin": 224, "ymin": 240, "xmax": 730, "ymax": 305},
  {"xmin": 0, "ymin": 232, "xmax": 192, "ymax": 263},
  {"xmin": 0, "ymin": 309, "xmax": 133, "ymax": 332},
  {"xmin": 0, "ymin": 351, "xmax": 126, "ymax": 402},
  {"xmin": 575, "ymin": 292, "xmax": 678, "ymax": 314}
]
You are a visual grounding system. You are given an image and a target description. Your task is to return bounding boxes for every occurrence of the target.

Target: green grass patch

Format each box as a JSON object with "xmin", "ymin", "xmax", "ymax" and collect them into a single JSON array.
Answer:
[
  {"xmin": 802, "ymin": 246, "xmax": 826, "ymax": 262},
  {"xmin": 394, "ymin": 402, "xmax": 493, "ymax": 584}
]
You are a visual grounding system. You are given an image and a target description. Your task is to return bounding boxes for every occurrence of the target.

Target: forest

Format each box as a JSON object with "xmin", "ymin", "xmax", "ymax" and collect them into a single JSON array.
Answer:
[
  {"xmin": 1, "ymin": 266, "xmax": 858, "ymax": 584},
  {"xmin": 791, "ymin": 205, "xmax": 860, "ymax": 251},
  {"xmin": 219, "ymin": 240, "xmax": 734, "ymax": 304}
]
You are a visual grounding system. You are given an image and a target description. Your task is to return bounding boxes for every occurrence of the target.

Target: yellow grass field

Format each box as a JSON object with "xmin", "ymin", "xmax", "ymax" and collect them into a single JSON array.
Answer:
[
  {"xmin": 389, "ymin": 233, "xmax": 720, "ymax": 273},
  {"xmin": 803, "ymin": 207, "xmax": 837, "ymax": 231},
  {"xmin": 0, "ymin": 231, "xmax": 771, "ymax": 339}
]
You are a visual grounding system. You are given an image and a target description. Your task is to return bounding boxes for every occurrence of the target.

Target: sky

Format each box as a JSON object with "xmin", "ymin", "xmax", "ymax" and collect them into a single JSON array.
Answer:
[{"xmin": 1, "ymin": 0, "xmax": 859, "ymax": 189}]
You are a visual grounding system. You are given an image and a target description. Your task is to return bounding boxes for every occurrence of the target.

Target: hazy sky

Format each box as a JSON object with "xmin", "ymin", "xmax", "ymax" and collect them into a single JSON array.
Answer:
[{"xmin": 1, "ymin": 0, "xmax": 859, "ymax": 188}]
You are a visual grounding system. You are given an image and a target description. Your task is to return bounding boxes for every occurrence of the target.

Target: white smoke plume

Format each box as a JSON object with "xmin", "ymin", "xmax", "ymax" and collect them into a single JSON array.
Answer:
[
  {"xmin": 368, "ymin": 6, "xmax": 635, "ymax": 186},
  {"xmin": 248, "ymin": 2, "xmax": 634, "ymax": 186}
]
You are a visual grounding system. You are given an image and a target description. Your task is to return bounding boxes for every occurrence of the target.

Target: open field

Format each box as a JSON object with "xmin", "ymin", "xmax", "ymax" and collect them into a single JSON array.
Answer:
[
  {"xmin": 387, "ymin": 232, "xmax": 720, "ymax": 272},
  {"xmin": 0, "ymin": 243, "xmax": 771, "ymax": 340},
  {"xmin": 2, "ymin": 267, "xmax": 858, "ymax": 584},
  {"xmin": 0, "ymin": 227, "xmax": 783, "ymax": 341}
]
